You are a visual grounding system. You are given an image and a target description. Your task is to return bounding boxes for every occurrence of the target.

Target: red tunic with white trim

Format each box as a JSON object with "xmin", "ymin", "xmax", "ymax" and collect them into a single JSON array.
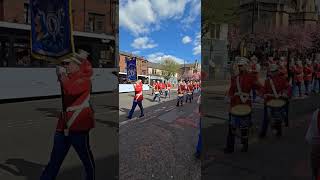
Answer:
[
  {"xmin": 178, "ymin": 84, "xmax": 185, "ymax": 94},
  {"xmin": 263, "ymin": 75, "xmax": 291, "ymax": 103},
  {"xmin": 166, "ymin": 83, "xmax": 172, "ymax": 90},
  {"xmin": 187, "ymin": 84, "xmax": 194, "ymax": 93},
  {"xmin": 228, "ymin": 73, "xmax": 262, "ymax": 109},
  {"xmin": 315, "ymin": 63, "xmax": 320, "ymax": 79},
  {"xmin": 134, "ymin": 83, "xmax": 143, "ymax": 101},
  {"xmin": 57, "ymin": 71, "xmax": 94, "ymax": 132},
  {"xmin": 293, "ymin": 65, "xmax": 304, "ymax": 82},
  {"xmin": 80, "ymin": 59, "xmax": 93, "ymax": 78},
  {"xmin": 304, "ymin": 65, "xmax": 313, "ymax": 81}
]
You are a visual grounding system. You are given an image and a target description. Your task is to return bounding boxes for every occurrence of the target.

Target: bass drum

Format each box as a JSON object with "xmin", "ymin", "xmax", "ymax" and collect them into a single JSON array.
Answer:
[
  {"xmin": 230, "ymin": 104, "xmax": 252, "ymax": 117},
  {"xmin": 178, "ymin": 94, "xmax": 184, "ymax": 97},
  {"xmin": 266, "ymin": 99, "xmax": 286, "ymax": 108}
]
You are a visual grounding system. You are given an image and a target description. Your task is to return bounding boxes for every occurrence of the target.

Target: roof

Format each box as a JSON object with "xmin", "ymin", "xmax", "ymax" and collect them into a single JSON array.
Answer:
[
  {"xmin": 0, "ymin": 21, "xmax": 115, "ymax": 40},
  {"xmin": 120, "ymin": 51, "xmax": 147, "ymax": 61}
]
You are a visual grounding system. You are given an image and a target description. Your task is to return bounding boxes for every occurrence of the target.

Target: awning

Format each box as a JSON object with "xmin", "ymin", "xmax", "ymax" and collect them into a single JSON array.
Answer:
[{"xmin": 0, "ymin": 21, "xmax": 115, "ymax": 40}]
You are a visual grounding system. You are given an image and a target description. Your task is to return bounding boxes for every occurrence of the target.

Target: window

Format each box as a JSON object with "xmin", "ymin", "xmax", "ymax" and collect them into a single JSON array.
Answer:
[
  {"xmin": 88, "ymin": 13, "xmax": 105, "ymax": 33},
  {"xmin": 24, "ymin": 3, "xmax": 31, "ymax": 24},
  {"xmin": 210, "ymin": 24, "xmax": 220, "ymax": 39}
]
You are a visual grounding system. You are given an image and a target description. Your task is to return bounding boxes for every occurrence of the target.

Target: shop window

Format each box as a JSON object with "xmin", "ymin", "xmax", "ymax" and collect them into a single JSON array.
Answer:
[
  {"xmin": 24, "ymin": 3, "xmax": 31, "ymax": 24},
  {"xmin": 88, "ymin": 13, "xmax": 105, "ymax": 33}
]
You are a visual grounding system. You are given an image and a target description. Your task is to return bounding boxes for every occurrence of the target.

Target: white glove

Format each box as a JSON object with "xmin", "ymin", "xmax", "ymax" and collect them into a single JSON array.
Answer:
[{"xmin": 56, "ymin": 66, "xmax": 66, "ymax": 77}]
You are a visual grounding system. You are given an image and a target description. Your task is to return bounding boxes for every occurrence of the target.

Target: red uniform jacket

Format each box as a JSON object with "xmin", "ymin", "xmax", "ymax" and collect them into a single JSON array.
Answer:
[
  {"xmin": 166, "ymin": 83, "xmax": 171, "ymax": 89},
  {"xmin": 80, "ymin": 59, "xmax": 93, "ymax": 78},
  {"xmin": 279, "ymin": 65, "xmax": 288, "ymax": 79},
  {"xmin": 228, "ymin": 73, "xmax": 262, "ymax": 109},
  {"xmin": 187, "ymin": 84, "xmax": 194, "ymax": 92},
  {"xmin": 154, "ymin": 83, "xmax": 161, "ymax": 92},
  {"xmin": 294, "ymin": 65, "xmax": 304, "ymax": 82},
  {"xmin": 57, "ymin": 71, "xmax": 94, "ymax": 132},
  {"xmin": 264, "ymin": 75, "xmax": 291, "ymax": 103},
  {"xmin": 315, "ymin": 64, "xmax": 320, "ymax": 78},
  {"xmin": 304, "ymin": 65, "xmax": 313, "ymax": 81},
  {"xmin": 134, "ymin": 83, "xmax": 143, "ymax": 101},
  {"xmin": 178, "ymin": 84, "xmax": 185, "ymax": 94}
]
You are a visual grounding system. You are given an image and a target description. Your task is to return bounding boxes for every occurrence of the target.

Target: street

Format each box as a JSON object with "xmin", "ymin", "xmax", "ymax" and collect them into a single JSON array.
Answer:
[
  {"xmin": 0, "ymin": 93, "xmax": 118, "ymax": 180},
  {"xmin": 201, "ymin": 80, "xmax": 320, "ymax": 180},
  {"xmin": 119, "ymin": 90, "xmax": 201, "ymax": 180}
]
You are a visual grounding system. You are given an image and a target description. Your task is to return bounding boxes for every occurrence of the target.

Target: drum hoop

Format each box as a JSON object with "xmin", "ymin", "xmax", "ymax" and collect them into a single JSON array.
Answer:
[
  {"xmin": 230, "ymin": 105, "xmax": 252, "ymax": 117},
  {"xmin": 266, "ymin": 99, "xmax": 286, "ymax": 108}
]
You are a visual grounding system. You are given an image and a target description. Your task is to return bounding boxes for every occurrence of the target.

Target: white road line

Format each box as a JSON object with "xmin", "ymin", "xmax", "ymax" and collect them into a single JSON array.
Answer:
[
  {"xmin": 139, "ymin": 116, "xmax": 156, "ymax": 123},
  {"xmin": 119, "ymin": 117, "xmax": 137, "ymax": 127}
]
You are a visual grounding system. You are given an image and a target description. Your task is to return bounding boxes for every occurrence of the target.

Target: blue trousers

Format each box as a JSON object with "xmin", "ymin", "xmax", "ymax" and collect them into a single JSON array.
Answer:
[
  {"xmin": 40, "ymin": 131, "xmax": 95, "ymax": 180},
  {"xmin": 128, "ymin": 100, "xmax": 144, "ymax": 118},
  {"xmin": 261, "ymin": 105, "xmax": 287, "ymax": 135},
  {"xmin": 176, "ymin": 96, "xmax": 184, "ymax": 106},
  {"xmin": 153, "ymin": 94, "xmax": 161, "ymax": 102},
  {"xmin": 196, "ymin": 119, "xmax": 202, "ymax": 154}
]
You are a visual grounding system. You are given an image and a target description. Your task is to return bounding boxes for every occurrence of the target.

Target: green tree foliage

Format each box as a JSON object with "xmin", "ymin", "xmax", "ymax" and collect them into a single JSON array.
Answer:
[{"xmin": 160, "ymin": 58, "xmax": 181, "ymax": 80}]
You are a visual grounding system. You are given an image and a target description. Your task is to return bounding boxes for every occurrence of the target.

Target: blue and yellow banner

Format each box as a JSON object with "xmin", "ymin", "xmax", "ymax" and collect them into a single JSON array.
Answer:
[
  {"xmin": 30, "ymin": 0, "xmax": 74, "ymax": 61},
  {"xmin": 126, "ymin": 57, "xmax": 137, "ymax": 81}
]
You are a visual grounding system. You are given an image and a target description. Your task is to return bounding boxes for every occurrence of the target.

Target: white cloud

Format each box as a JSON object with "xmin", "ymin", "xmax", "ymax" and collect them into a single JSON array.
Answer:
[
  {"xmin": 120, "ymin": 0, "xmax": 194, "ymax": 36},
  {"xmin": 181, "ymin": 0, "xmax": 201, "ymax": 28},
  {"xmin": 193, "ymin": 32, "xmax": 201, "ymax": 55},
  {"xmin": 131, "ymin": 37, "xmax": 158, "ymax": 49},
  {"xmin": 182, "ymin": 36, "xmax": 192, "ymax": 44},
  {"xmin": 132, "ymin": 51, "xmax": 141, "ymax": 55},
  {"xmin": 119, "ymin": 0, "xmax": 156, "ymax": 36},
  {"xmin": 147, "ymin": 52, "xmax": 187, "ymax": 64}
]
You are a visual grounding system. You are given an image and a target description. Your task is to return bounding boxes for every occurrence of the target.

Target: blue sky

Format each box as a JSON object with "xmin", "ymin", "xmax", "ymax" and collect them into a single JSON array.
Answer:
[{"xmin": 119, "ymin": 0, "xmax": 201, "ymax": 64}]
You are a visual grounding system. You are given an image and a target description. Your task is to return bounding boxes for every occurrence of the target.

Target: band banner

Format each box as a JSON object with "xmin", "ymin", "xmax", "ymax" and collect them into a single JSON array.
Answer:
[
  {"xmin": 30, "ymin": 0, "xmax": 74, "ymax": 61},
  {"xmin": 126, "ymin": 57, "xmax": 137, "ymax": 81}
]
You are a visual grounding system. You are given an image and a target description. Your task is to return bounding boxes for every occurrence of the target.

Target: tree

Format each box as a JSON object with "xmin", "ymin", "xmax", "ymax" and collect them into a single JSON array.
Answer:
[{"xmin": 159, "ymin": 58, "xmax": 181, "ymax": 81}]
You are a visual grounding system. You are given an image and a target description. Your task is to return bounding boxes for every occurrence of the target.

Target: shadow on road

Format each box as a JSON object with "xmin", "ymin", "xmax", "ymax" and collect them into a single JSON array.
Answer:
[
  {"xmin": 36, "ymin": 108, "xmax": 60, "ymax": 118},
  {"xmin": 0, "ymin": 155, "xmax": 119, "ymax": 180},
  {"xmin": 96, "ymin": 118, "xmax": 118, "ymax": 128}
]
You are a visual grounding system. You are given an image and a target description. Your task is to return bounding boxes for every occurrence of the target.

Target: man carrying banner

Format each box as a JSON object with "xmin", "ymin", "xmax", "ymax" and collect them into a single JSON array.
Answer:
[
  {"xmin": 127, "ymin": 80, "xmax": 144, "ymax": 119},
  {"xmin": 41, "ymin": 57, "xmax": 95, "ymax": 180}
]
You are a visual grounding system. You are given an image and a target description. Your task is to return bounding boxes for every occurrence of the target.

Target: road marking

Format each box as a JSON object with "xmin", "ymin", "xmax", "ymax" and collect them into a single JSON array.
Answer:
[
  {"xmin": 119, "ymin": 117, "xmax": 137, "ymax": 127},
  {"xmin": 139, "ymin": 115, "xmax": 156, "ymax": 123}
]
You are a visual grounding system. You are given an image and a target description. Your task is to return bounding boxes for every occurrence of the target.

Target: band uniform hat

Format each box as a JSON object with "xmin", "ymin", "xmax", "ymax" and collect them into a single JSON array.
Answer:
[
  {"xmin": 75, "ymin": 49, "xmax": 89, "ymax": 59},
  {"xmin": 269, "ymin": 64, "xmax": 278, "ymax": 72},
  {"xmin": 62, "ymin": 56, "xmax": 81, "ymax": 64},
  {"xmin": 237, "ymin": 57, "xmax": 249, "ymax": 65}
]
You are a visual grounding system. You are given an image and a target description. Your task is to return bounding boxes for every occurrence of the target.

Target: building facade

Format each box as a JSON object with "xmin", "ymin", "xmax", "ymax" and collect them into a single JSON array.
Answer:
[
  {"xmin": 0, "ymin": 0, "xmax": 118, "ymax": 68},
  {"xmin": 119, "ymin": 52, "xmax": 148, "ymax": 75}
]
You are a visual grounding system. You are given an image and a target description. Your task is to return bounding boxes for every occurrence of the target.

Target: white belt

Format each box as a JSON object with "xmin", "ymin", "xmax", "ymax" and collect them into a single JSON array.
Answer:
[{"xmin": 66, "ymin": 95, "xmax": 90, "ymax": 128}]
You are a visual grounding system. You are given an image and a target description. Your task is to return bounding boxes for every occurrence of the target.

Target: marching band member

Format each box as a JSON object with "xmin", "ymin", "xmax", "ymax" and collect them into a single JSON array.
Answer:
[
  {"xmin": 151, "ymin": 80, "xmax": 156, "ymax": 95},
  {"xmin": 250, "ymin": 55, "xmax": 261, "ymax": 102},
  {"xmin": 127, "ymin": 80, "xmax": 144, "ymax": 119},
  {"xmin": 186, "ymin": 81, "xmax": 193, "ymax": 103},
  {"xmin": 293, "ymin": 60, "xmax": 304, "ymax": 97},
  {"xmin": 279, "ymin": 57, "xmax": 288, "ymax": 80},
  {"xmin": 304, "ymin": 59, "xmax": 313, "ymax": 96},
  {"xmin": 260, "ymin": 64, "xmax": 291, "ymax": 138},
  {"xmin": 166, "ymin": 81, "xmax": 172, "ymax": 98},
  {"xmin": 41, "ymin": 57, "xmax": 95, "ymax": 180},
  {"xmin": 75, "ymin": 49, "xmax": 93, "ymax": 78},
  {"xmin": 153, "ymin": 81, "xmax": 161, "ymax": 102},
  {"xmin": 224, "ymin": 57, "xmax": 263, "ymax": 153},
  {"xmin": 176, "ymin": 81, "xmax": 185, "ymax": 106}
]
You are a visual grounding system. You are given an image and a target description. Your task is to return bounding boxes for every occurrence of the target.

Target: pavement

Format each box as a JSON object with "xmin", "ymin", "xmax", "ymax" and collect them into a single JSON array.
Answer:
[
  {"xmin": 119, "ymin": 90, "xmax": 201, "ymax": 180},
  {"xmin": 0, "ymin": 93, "xmax": 118, "ymax": 180},
  {"xmin": 201, "ymin": 80, "xmax": 320, "ymax": 180}
]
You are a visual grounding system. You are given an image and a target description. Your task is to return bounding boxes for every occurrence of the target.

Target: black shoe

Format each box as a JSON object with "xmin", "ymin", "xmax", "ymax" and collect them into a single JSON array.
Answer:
[
  {"xmin": 140, "ymin": 114, "xmax": 144, "ymax": 118},
  {"xmin": 127, "ymin": 116, "xmax": 132, "ymax": 119},
  {"xmin": 224, "ymin": 147, "xmax": 234, "ymax": 154}
]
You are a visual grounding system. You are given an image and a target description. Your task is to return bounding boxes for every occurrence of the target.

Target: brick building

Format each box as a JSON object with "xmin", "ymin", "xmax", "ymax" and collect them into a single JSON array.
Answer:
[
  {"xmin": 0, "ymin": 0, "xmax": 118, "ymax": 68},
  {"xmin": 119, "ymin": 51, "xmax": 148, "ymax": 75}
]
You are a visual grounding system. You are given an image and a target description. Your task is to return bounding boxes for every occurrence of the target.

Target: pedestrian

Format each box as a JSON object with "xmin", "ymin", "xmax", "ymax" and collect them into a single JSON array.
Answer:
[
  {"xmin": 304, "ymin": 59, "xmax": 313, "ymax": 96},
  {"xmin": 176, "ymin": 81, "xmax": 184, "ymax": 106},
  {"xmin": 224, "ymin": 57, "xmax": 263, "ymax": 153},
  {"xmin": 127, "ymin": 80, "xmax": 144, "ymax": 119},
  {"xmin": 41, "ymin": 57, "xmax": 95, "ymax": 180},
  {"xmin": 306, "ymin": 108, "xmax": 320, "ymax": 180},
  {"xmin": 260, "ymin": 64, "xmax": 290, "ymax": 138},
  {"xmin": 294, "ymin": 60, "xmax": 304, "ymax": 97},
  {"xmin": 153, "ymin": 81, "xmax": 161, "ymax": 102}
]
